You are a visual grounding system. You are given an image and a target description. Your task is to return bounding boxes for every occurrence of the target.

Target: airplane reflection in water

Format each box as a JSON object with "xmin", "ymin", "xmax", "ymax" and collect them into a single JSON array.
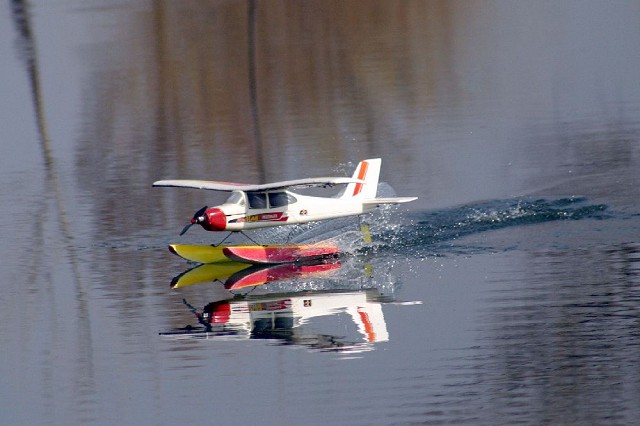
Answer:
[{"xmin": 161, "ymin": 258, "xmax": 419, "ymax": 353}]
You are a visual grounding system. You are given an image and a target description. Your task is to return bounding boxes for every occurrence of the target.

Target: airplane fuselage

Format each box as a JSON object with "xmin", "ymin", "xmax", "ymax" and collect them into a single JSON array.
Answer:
[{"xmin": 200, "ymin": 190, "xmax": 376, "ymax": 232}]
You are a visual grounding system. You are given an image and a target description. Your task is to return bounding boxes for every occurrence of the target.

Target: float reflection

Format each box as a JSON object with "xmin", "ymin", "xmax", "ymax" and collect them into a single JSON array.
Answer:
[{"xmin": 171, "ymin": 258, "xmax": 341, "ymax": 290}]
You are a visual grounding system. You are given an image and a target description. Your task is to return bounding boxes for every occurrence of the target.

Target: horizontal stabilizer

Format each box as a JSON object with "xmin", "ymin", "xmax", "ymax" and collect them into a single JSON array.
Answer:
[
  {"xmin": 153, "ymin": 177, "xmax": 363, "ymax": 192},
  {"xmin": 362, "ymin": 197, "xmax": 418, "ymax": 206}
]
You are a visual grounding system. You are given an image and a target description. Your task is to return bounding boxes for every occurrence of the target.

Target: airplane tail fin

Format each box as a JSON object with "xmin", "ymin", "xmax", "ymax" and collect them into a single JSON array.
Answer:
[{"xmin": 341, "ymin": 158, "xmax": 381, "ymax": 200}]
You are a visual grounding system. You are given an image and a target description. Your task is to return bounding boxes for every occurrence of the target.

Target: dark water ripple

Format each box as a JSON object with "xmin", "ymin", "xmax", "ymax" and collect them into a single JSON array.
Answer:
[
  {"xmin": 369, "ymin": 197, "xmax": 610, "ymax": 255},
  {"xmin": 434, "ymin": 241, "xmax": 640, "ymax": 424}
]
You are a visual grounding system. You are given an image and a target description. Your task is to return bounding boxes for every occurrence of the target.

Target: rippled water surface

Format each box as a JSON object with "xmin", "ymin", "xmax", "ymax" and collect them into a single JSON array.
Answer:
[{"xmin": 2, "ymin": 1, "xmax": 640, "ymax": 424}]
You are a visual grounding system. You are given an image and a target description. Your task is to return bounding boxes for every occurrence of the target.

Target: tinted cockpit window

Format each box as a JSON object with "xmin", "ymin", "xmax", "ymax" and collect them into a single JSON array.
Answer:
[
  {"xmin": 247, "ymin": 192, "xmax": 267, "ymax": 209},
  {"xmin": 268, "ymin": 192, "xmax": 296, "ymax": 208},
  {"xmin": 225, "ymin": 191, "xmax": 245, "ymax": 205}
]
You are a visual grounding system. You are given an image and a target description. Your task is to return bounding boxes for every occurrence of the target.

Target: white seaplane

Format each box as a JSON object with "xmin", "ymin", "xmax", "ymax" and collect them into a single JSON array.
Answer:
[
  {"xmin": 153, "ymin": 158, "xmax": 416, "ymax": 234},
  {"xmin": 153, "ymin": 158, "xmax": 416, "ymax": 264}
]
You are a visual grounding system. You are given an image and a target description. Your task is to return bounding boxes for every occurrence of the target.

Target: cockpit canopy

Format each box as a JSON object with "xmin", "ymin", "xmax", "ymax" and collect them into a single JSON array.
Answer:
[
  {"xmin": 225, "ymin": 191, "xmax": 245, "ymax": 206},
  {"xmin": 225, "ymin": 190, "xmax": 297, "ymax": 209}
]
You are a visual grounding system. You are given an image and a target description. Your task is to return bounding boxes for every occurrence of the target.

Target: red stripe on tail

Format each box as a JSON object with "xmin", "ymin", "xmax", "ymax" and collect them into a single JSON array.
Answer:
[
  {"xmin": 352, "ymin": 161, "xmax": 369, "ymax": 196},
  {"xmin": 357, "ymin": 307, "xmax": 376, "ymax": 342}
]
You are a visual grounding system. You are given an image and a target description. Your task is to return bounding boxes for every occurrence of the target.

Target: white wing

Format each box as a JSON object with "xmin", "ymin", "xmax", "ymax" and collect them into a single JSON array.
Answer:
[{"xmin": 152, "ymin": 177, "xmax": 364, "ymax": 192}]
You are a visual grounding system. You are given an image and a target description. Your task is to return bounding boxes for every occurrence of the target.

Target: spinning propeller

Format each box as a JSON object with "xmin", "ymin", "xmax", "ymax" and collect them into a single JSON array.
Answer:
[{"xmin": 180, "ymin": 205, "xmax": 208, "ymax": 235}]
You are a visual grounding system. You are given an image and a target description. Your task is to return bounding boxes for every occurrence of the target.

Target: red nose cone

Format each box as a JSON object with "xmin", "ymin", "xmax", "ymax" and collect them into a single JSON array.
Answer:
[
  {"xmin": 201, "ymin": 207, "xmax": 227, "ymax": 231},
  {"xmin": 206, "ymin": 302, "xmax": 231, "ymax": 324}
]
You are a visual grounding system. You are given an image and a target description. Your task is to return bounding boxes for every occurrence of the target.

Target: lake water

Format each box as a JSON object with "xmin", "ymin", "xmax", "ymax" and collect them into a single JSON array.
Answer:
[{"xmin": 2, "ymin": 1, "xmax": 640, "ymax": 424}]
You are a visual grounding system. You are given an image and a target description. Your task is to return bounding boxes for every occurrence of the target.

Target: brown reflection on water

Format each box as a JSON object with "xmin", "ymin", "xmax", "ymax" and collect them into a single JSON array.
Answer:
[
  {"xmin": 254, "ymin": 1, "xmax": 457, "ymax": 162},
  {"xmin": 75, "ymin": 1, "xmax": 459, "ymax": 240}
]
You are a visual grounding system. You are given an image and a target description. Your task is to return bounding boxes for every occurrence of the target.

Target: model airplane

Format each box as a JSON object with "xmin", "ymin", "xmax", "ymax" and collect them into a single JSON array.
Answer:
[{"xmin": 153, "ymin": 158, "xmax": 417, "ymax": 237}]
